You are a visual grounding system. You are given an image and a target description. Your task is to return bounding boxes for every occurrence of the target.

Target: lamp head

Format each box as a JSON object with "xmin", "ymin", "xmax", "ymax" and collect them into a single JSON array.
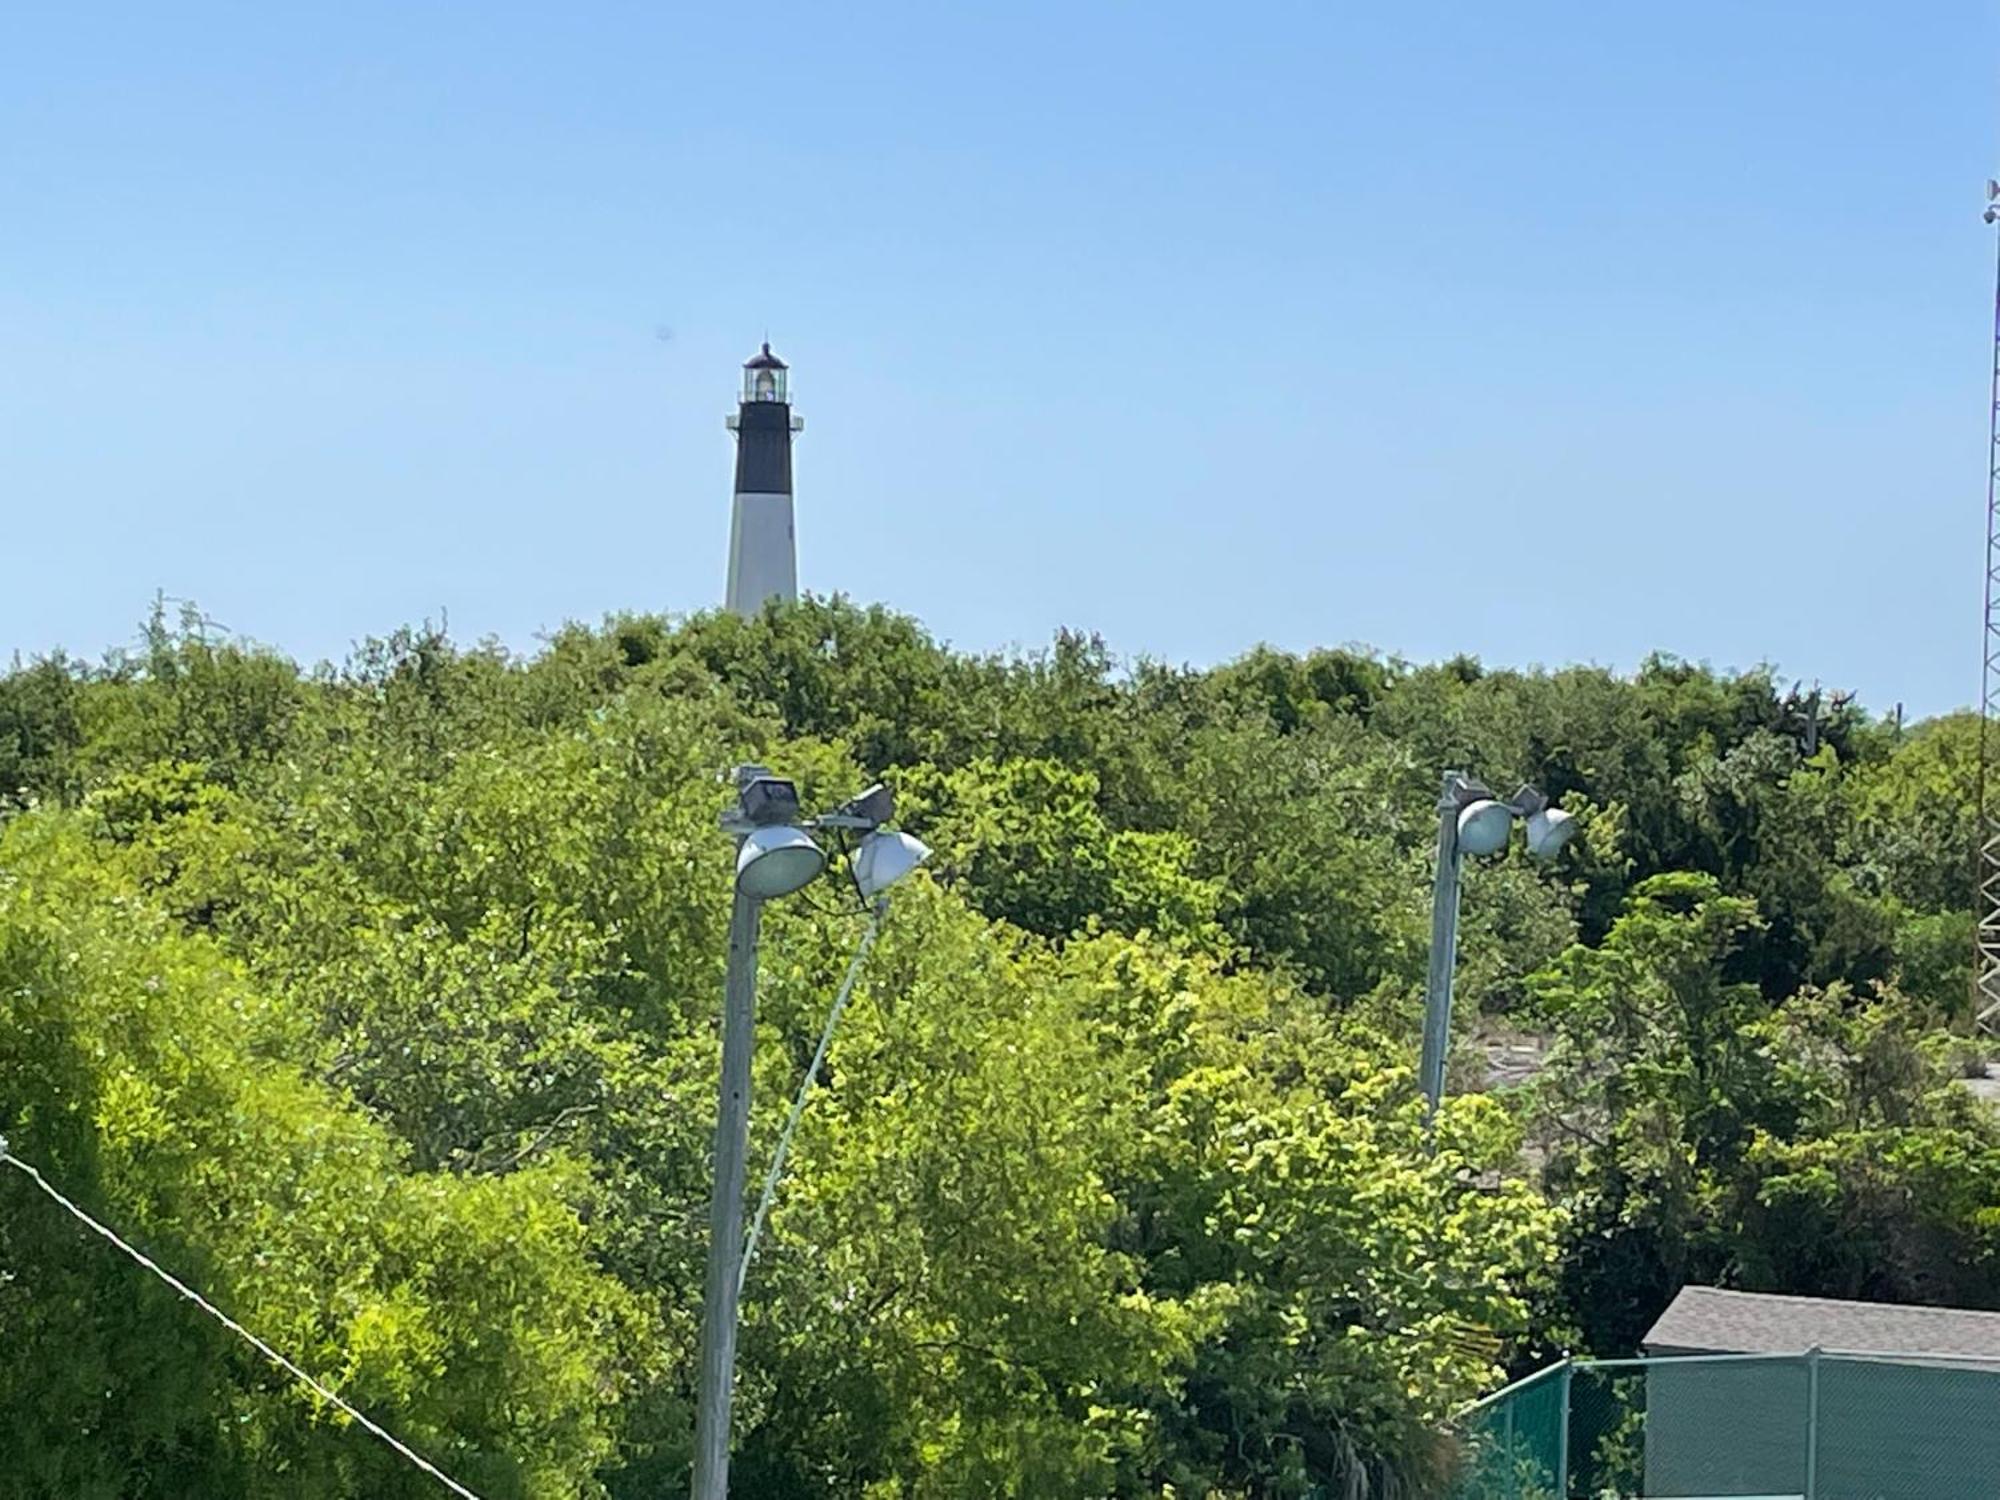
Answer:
[
  {"xmin": 1455, "ymin": 798, "xmax": 1514, "ymax": 858},
  {"xmin": 736, "ymin": 823, "xmax": 827, "ymax": 898},
  {"xmin": 1525, "ymin": 806, "xmax": 1577, "ymax": 860},
  {"xmin": 852, "ymin": 829, "xmax": 931, "ymax": 901}
]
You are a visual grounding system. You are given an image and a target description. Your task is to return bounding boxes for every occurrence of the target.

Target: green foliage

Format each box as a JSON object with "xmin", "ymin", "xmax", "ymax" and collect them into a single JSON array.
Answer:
[
  {"xmin": 0, "ymin": 596, "xmax": 1985, "ymax": 1495},
  {"xmin": 1205, "ymin": 644, "xmax": 1394, "ymax": 730},
  {"xmin": 1117, "ymin": 711, "xmax": 1439, "ymax": 1002},
  {"xmin": 0, "ymin": 652, "xmax": 83, "ymax": 809},
  {"xmin": 1528, "ymin": 875, "xmax": 2000, "ymax": 1356},
  {"xmin": 1063, "ymin": 936, "xmax": 1558, "ymax": 1497},
  {"xmin": 1845, "ymin": 712, "xmax": 1981, "ymax": 914},
  {"xmin": 0, "ymin": 816, "xmax": 651, "ymax": 1500},
  {"xmin": 899, "ymin": 757, "xmax": 1224, "ymax": 948},
  {"xmin": 75, "ymin": 600, "xmax": 305, "ymax": 790}
]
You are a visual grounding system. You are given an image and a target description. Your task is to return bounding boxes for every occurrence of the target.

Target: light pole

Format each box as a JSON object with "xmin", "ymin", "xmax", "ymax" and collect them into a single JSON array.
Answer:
[
  {"xmin": 690, "ymin": 767, "xmax": 930, "ymax": 1500},
  {"xmin": 1418, "ymin": 770, "xmax": 1575, "ymax": 1132}
]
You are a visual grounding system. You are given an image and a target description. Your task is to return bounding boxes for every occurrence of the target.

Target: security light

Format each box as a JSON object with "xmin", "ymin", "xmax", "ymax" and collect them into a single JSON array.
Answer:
[
  {"xmin": 1455, "ymin": 798, "xmax": 1514, "ymax": 858},
  {"xmin": 735, "ymin": 824, "xmax": 827, "ymax": 898},
  {"xmin": 1525, "ymin": 805, "xmax": 1577, "ymax": 860},
  {"xmin": 852, "ymin": 829, "xmax": 931, "ymax": 901}
]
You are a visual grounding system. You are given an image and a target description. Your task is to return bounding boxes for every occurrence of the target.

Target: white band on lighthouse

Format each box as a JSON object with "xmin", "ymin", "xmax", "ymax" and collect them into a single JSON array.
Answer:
[{"xmin": 726, "ymin": 491, "xmax": 797, "ymax": 615}]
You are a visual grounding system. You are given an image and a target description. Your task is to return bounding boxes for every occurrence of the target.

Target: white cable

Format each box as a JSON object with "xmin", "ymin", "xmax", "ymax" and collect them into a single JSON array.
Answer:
[
  {"xmin": 739, "ymin": 897, "xmax": 888, "ymax": 1296},
  {"xmin": 0, "ymin": 1135, "xmax": 488, "ymax": 1500}
]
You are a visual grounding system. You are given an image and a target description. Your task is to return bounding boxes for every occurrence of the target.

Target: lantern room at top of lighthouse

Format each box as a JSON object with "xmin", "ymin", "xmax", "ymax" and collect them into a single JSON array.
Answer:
[{"xmin": 742, "ymin": 343, "xmax": 789, "ymax": 403}]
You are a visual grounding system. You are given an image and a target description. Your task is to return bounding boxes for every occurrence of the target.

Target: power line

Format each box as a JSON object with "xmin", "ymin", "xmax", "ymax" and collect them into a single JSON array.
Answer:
[{"xmin": 0, "ymin": 1134, "xmax": 489, "ymax": 1500}]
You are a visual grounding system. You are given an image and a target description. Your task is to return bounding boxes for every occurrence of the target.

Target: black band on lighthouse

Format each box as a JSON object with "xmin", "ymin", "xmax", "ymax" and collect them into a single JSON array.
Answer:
[{"xmin": 732, "ymin": 401, "xmax": 793, "ymax": 494}]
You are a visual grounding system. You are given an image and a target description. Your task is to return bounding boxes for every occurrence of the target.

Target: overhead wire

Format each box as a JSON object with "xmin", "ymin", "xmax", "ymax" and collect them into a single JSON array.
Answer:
[{"xmin": 0, "ymin": 1135, "xmax": 489, "ymax": 1500}]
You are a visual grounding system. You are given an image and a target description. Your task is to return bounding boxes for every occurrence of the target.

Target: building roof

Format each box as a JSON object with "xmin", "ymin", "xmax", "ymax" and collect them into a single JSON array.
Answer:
[
  {"xmin": 1644, "ymin": 1286, "xmax": 2000, "ymax": 1361},
  {"xmin": 744, "ymin": 342, "xmax": 787, "ymax": 370}
]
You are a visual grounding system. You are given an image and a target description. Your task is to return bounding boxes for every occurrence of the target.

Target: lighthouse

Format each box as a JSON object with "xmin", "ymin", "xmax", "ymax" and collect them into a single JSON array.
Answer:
[{"xmin": 723, "ymin": 342, "xmax": 803, "ymax": 617}]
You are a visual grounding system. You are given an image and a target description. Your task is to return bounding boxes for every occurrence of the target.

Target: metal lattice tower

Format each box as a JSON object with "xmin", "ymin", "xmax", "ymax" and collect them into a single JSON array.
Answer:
[{"xmin": 1976, "ymin": 180, "xmax": 2000, "ymax": 1031}]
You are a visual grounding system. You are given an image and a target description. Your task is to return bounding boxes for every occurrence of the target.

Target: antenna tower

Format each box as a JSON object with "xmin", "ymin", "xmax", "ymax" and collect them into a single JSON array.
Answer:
[{"xmin": 1976, "ymin": 180, "xmax": 2000, "ymax": 1030}]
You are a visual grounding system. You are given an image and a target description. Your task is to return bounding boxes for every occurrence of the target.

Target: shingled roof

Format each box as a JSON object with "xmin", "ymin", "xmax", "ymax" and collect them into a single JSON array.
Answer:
[{"xmin": 1644, "ymin": 1286, "xmax": 2000, "ymax": 1361}]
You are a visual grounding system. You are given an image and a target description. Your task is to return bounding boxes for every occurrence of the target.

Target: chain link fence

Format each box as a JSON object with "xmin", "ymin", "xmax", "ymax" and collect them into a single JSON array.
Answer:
[{"xmin": 1448, "ymin": 1349, "xmax": 2000, "ymax": 1499}]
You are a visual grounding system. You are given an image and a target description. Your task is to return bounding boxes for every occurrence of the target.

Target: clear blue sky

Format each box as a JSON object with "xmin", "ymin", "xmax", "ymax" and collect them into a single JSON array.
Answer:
[{"xmin": 5, "ymin": 4, "xmax": 1997, "ymax": 718}]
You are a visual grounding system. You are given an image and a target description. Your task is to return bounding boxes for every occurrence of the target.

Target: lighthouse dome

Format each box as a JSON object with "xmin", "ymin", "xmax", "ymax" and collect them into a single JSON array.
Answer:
[{"xmin": 743, "ymin": 342, "xmax": 788, "ymax": 371}]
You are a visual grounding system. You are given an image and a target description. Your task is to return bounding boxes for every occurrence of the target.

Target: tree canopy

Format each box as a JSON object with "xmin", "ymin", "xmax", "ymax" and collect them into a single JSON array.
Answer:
[{"xmin": 0, "ymin": 596, "xmax": 1986, "ymax": 1497}]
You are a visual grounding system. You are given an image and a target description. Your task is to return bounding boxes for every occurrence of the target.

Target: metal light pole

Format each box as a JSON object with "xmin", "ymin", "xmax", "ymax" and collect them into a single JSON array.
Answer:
[
  {"xmin": 1418, "ymin": 771, "xmax": 1469, "ymax": 1127},
  {"xmin": 1418, "ymin": 771, "xmax": 1574, "ymax": 1134},
  {"xmin": 690, "ymin": 886, "xmax": 763, "ymax": 1500},
  {"xmin": 689, "ymin": 768, "xmax": 929, "ymax": 1500}
]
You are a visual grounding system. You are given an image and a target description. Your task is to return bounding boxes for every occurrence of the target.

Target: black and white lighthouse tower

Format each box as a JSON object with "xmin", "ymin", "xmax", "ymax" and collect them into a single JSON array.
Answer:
[{"xmin": 723, "ymin": 342, "xmax": 803, "ymax": 616}]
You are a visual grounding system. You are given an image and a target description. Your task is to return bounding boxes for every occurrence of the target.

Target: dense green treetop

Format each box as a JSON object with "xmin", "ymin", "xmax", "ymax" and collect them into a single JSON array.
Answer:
[{"xmin": 0, "ymin": 596, "xmax": 1985, "ymax": 1497}]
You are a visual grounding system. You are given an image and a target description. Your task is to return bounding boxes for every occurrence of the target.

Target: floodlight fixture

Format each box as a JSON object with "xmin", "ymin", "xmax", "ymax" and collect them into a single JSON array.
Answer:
[
  {"xmin": 1455, "ymin": 798, "xmax": 1513, "ymax": 858},
  {"xmin": 852, "ymin": 829, "xmax": 931, "ymax": 901},
  {"xmin": 1525, "ymin": 805, "xmax": 1577, "ymax": 860},
  {"xmin": 735, "ymin": 824, "xmax": 827, "ymax": 898}
]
